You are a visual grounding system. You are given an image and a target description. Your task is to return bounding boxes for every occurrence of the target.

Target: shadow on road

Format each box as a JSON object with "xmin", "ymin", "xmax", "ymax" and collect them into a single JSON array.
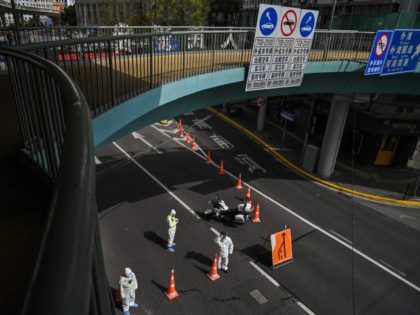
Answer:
[
  {"xmin": 194, "ymin": 264, "xmax": 210, "ymax": 276},
  {"xmin": 110, "ymin": 287, "xmax": 123, "ymax": 311},
  {"xmin": 240, "ymin": 244, "xmax": 271, "ymax": 267},
  {"xmin": 151, "ymin": 280, "xmax": 167, "ymax": 293},
  {"xmin": 144, "ymin": 231, "xmax": 167, "ymax": 248},
  {"xmin": 185, "ymin": 251, "xmax": 213, "ymax": 265}
]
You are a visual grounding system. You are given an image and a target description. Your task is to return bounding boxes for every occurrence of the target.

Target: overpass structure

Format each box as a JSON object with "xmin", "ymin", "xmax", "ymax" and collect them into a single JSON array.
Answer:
[{"xmin": 0, "ymin": 27, "xmax": 420, "ymax": 314}]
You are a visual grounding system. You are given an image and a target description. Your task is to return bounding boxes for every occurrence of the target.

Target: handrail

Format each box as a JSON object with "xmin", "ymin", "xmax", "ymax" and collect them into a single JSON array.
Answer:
[
  {"xmin": 3, "ymin": 29, "xmax": 374, "ymax": 118},
  {"xmin": 0, "ymin": 48, "xmax": 113, "ymax": 315}
]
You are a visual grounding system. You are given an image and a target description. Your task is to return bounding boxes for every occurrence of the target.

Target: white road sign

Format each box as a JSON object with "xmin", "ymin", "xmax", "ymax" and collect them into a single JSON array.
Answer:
[{"xmin": 246, "ymin": 5, "xmax": 318, "ymax": 91}]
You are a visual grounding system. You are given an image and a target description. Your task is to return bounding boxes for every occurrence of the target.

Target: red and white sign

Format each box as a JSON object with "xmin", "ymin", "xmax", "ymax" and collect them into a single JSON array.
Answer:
[
  {"xmin": 375, "ymin": 33, "xmax": 389, "ymax": 57},
  {"xmin": 280, "ymin": 8, "xmax": 299, "ymax": 37}
]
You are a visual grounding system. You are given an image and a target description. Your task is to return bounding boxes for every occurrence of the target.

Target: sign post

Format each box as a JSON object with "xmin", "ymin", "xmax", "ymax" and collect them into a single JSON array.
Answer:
[{"xmin": 270, "ymin": 228, "xmax": 293, "ymax": 268}]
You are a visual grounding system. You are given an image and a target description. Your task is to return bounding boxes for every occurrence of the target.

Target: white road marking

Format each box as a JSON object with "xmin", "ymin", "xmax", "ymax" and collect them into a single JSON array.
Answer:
[
  {"xmin": 113, "ymin": 142, "xmax": 200, "ymax": 220},
  {"xmin": 329, "ymin": 230, "xmax": 353, "ymax": 245},
  {"xmin": 249, "ymin": 261, "xmax": 280, "ymax": 288},
  {"xmin": 296, "ymin": 301, "xmax": 316, "ymax": 315},
  {"xmin": 380, "ymin": 260, "xmax": 407, "ymax": 277},
  {"xmin": 210, "ymin": 227, "xmax": 220, "ymax": 236},
  {"xmin": 94, "ymin": 156, "xmax": 102, "ymax": 165},
  {"xmin": 151, "ymin": 124, "xmax": 420, "ymax": 293},
  {"xmin": 132, "ymin": 132, "xmax": 162, "ymax": 154}
]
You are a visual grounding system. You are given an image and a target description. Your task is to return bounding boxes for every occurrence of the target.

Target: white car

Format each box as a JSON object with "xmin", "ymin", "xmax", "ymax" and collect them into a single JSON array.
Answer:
[
  {"xmin": 301, "ymin": 25, "xmax": 312, "ymax": 32},
  {"xmin": 261, "ymin": 22, "xmax": 274, "ymax": 30}
]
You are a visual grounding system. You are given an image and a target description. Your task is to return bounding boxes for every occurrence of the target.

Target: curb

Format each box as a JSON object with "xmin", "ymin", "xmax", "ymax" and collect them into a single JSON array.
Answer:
[{"xmin": 208, "ymin": 107, "xmax": 420, "ymax": 208}]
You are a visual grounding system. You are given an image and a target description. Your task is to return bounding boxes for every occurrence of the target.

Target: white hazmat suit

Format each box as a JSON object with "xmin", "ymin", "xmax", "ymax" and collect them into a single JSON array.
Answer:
[
  {"xmin": 167, "ymin": 209, "xmax": 179, "ymax": 250},
  {"xmin": 119, "ymin": 267, "xmax": 138, "ymax": 313},
  {"xmin": 214, "ymin": 234, "xmax": 234, "ymax": 271}
]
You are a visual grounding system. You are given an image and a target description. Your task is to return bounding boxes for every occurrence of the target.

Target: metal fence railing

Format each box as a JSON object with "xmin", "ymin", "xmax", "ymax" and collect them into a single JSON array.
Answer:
[
  {"xmin": 1, "ymin": 29, "xmax": 375, "ymax": 118},
  {"xmin": 0, "ymin": 47, "xmax": 114, "ymax": 315}
]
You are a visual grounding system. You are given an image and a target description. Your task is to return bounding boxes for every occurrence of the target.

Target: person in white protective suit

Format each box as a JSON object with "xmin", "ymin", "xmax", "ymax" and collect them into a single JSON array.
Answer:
[
  {"xmin": 119, "ymin": 267, "xmax": 138, "ymax": 315},
  {"xmin": 167, "ymin": 209, "xmax": 179, "ymax": 252},
  {"xmin": 214, "ymin": 231, "xmax": 234, "ymax": 272}
]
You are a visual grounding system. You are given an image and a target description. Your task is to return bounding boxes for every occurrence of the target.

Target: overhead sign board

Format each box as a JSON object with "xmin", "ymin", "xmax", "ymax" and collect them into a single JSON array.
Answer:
[
  {"xmin": 246, "ymin": 5, "xmax": 318, "ymax": 91},
  {"xmin": 271, "ymin": 228, "xmax": 293, "ymax": 268},
  {"xmin": 380, "ymin": 29, "xmax": 420, "ymax": 76},
  {"xmin": 365, "ymin": 30, "xmax": 394, "ymax": 76}
]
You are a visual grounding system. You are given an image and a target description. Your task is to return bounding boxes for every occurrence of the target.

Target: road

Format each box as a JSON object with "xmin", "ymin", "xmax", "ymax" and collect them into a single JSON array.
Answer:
[{"xmin": 96, "ymin": 109, "xmax": 420, "ymax": 315}]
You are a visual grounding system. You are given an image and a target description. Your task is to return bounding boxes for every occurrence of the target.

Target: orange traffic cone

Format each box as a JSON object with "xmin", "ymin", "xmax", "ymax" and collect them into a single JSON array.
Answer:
[
  {"xmin": 191, "ymin": 137, "xmax": 197, "ymax": 150},
  {"xmin": 235, "ymin": 173, "xmax": 243, "ymax": 190},
  {"xmin": 218, "ymin": 160, "xmax": 224, "ymax": 175},
  {"xmin": 164, "ymin": 269, "xmax": 179, "ymax": 300},
  {"xmin": 206, "ymin": 150, "xmax": 212, "ymax": 164},
  {"xmin": 245, "ymin": 186, "xmax": 251, "ymax": 201},
  {"xmin": 207, "ymin": 254, "xmax": 221, "ymax": 281},
  {"xmin": 177, "ymin": 119, "xmax": 183, "ymax": 130},
  {"xmin": 186, "ymin": 131, "xmax": 192, "ymax": 143},
  {"xmin": 179, "ymin": 128, "xmax": 185, "ymax": 138},
  {"xmin": 252, "ymin": 203, "xmax": 261, "ymax": 223}
]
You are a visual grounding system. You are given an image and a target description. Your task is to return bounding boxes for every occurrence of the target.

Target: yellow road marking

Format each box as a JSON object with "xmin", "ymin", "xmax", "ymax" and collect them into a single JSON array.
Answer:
[{"xmin": 208, "ymin": 107, "xmax": 420, "ymax": 207}]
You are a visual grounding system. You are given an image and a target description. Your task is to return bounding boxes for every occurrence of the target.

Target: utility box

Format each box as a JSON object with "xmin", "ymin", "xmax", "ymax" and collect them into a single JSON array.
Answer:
[{"xmin": 302, "ymin": 144, "xmax": 319, "ymax": 172}]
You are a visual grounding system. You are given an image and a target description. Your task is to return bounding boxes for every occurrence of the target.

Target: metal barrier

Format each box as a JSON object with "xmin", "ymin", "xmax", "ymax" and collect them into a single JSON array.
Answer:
[
  {"xmin": 0, "ymin": 48, "xmax": 114, "ymax": 315},
  {"xmin": 5, "ymin": 29, "xmax": 374, "ymax": 118}
]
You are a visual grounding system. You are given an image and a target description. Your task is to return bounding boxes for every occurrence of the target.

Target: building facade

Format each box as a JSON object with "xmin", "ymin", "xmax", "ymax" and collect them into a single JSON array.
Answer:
[{"xmin": 241, "ymin": 0, "xmax": 420, "ymax": 29}]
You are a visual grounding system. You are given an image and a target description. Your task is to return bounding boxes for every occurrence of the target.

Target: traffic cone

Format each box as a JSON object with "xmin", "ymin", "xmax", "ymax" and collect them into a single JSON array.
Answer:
[
  {"xmin": 207, "ymin": 254, "xmax": 221, "ymax": 281},
  {"xmin": 164, "ymin": 269, "xmax": 179, "ymax": 300},
  {"xmin": 252, "ymin": 203, "xmax": 261, "ymax": 223},
  {"xmin": 191, "ymin": 137, "xmax": 197, "ymax": 150},
  {"xmin": 218, "ymin": 160, "xmax": 224, "ymax": 175},
  {"xmin": 179, "ymin": 128, "xmax": 185, "ymax": 138},
  {"xmin": 206, "ymin": 150, "xmax": 212, "ymax": 164},
  {"xmin": 235, "ymin": 173, "xmax": 243, "ymax": 190},
  {"xmin": 245, "ymin": 186, "xmax": 251, "ymax": 201},
  {"xmin": 186, "ymin": 131, "xmax": 192, "ymax": 143},
  {"xmin": 177, "ymin": 119, "xmax": 183, "ymax": 130}
]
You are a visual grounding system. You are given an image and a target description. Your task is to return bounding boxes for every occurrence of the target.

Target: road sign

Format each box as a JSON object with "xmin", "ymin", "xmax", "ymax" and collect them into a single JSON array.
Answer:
[
  {"xmin": 270, "ymin": 228, "xmax": 293, "ymax": 268},
  {"xmin": 280, "ymin": 108, "xmax": 295, "ymax": 122},
  {"xmin": 246, "ymin": 4, "xmax": 318, "ymax": 91},
  {"xmin": 298, "ymin": 10, "xmax": 318, "ymax": 39},
  {"xmin": 280, "ymin": 9, "xmax": 298, "ymax": 37},
  {"xmin": 364, "ymin": 30, "xmax": 393, "ymax": 76},
  {"xmin": 381, "ymin": 29, "xmax": 420, "ymax": 76},
  {"xmin": 259, "ymin": 6, "xmax": 278, "ymax": 37}
]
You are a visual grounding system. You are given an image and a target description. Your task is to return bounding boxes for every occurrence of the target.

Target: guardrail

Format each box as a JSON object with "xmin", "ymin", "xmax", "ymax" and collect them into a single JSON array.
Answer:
[
  {"xmin": 0, "ymin": 48, "xmax": 114, "ymax": 315},
  {"xmin": 5, "ymin": 29, "xmax": 374, "ymax": 118}
]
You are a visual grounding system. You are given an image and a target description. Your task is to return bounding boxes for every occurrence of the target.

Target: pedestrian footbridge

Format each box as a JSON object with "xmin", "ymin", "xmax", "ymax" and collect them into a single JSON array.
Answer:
[{"xmin": 1, "ymin": 27, "xmax": 420, "ymax": 315}]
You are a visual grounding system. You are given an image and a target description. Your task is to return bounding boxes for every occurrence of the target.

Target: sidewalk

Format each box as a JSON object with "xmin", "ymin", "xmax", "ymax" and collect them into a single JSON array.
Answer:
[{"xmin": 217, "ymin": 105, "xmax": 420, "ymax": 206}]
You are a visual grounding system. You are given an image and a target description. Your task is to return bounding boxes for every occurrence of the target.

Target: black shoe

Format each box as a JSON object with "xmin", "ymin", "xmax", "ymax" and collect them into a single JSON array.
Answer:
[{"xmin": 223, "ymin": 269, "xmax": 228, "ymax": 273}]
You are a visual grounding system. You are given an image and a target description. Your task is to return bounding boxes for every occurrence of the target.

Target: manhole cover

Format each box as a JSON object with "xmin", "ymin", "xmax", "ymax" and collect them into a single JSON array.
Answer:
[{"xmin": 249, "ymin": 289, "xmax": 268, "ymax": 305}]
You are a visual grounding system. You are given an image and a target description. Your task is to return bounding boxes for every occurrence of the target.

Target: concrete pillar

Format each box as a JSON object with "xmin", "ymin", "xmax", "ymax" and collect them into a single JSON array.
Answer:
[
  {"xmin": 96, "ymin": 4, "xmax": 100, "ymax": 25},
  {"xmin": 83, "ymin": 3, "xmax": 87, "ymax": 26},
  {"xmin": 317, "ymin": 95, "xmax": 351, "ymax": 178},
  {"xmin": 257, "ymin": 97, "xmax": 267, "ymax": 133},
  {"xmin": 0, "ymin": 13, "xmax": 6, "ymax": 28}
]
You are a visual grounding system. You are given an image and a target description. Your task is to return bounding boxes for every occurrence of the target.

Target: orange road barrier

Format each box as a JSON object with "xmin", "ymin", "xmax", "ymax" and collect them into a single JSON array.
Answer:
[
  {"xmin": 218, "ymin": 160, "xmax": 224, "ymax": 175},
  {"xmin": 206, "ymin": 150, "xmax": 212, "ymax": 164},
  {"xmin": 252, "ymin": 203, "xmax": 261, "ymax": 223},
  {"xmin": 245, "ymin": 186, "xmax": 251, "ymax": 202},
  {"xmin": 235, "ymin": 173, "xmax": 243, "ymax": 189},
  {"xmin": 186, "ymin": 131, "xmax": 192, "ymax": 143},
  {"xmin": 191, "ymin": 137, "xmax": 197, "ymax": 150},
  {"xmin": 207, "ymin": 254, "xmax": 221, "ymax": 281},
  {"xmin": 164, "ymin": 269, "xmax": 179, "ymax": 300}
]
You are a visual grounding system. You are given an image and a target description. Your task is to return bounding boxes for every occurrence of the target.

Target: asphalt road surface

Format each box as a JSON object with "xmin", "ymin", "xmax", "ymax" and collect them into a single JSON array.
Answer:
[{"xmin": 96, "ymin": 109, "xmax": 420, "ymax": 315}]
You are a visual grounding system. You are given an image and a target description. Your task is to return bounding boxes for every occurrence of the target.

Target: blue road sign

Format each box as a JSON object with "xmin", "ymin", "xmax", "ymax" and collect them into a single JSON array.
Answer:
[
  {"xmin": 364, "ymin": 30, "xmax": 393, "ymax": 76},
  {"xmin": 381, "ymin": 29, "xmax": 420, "ymax": 76},
  {"xmin": 259, "ymin": 7, "xmax": 277, "ymax": 36},
  {"xmin": 299, "ymin": 12, "xmax": 315, "ymax": 38},
  {"xmin": 281, "ymin": 108, "xmax": 295, "ymax": 122}
]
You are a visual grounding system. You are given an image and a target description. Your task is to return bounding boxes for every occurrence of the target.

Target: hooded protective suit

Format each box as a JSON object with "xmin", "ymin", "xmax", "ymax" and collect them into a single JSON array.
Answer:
[
  {"xmin": 119, "ymin": 268, "xmax": 138, "ymax": 312},
  {"xmin": 214, "ymin": 234, "xmax": 234, "ymax": 270}
]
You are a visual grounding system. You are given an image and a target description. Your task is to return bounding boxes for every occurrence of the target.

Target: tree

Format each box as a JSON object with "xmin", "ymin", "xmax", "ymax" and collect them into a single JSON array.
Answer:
[
  {"xmin": 60, "ymin": 5, "xmax": 77, "ymax": 26},
  {"xmin": 208, "ymin": 0, "xmax": 241, "ymax": 26}
]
